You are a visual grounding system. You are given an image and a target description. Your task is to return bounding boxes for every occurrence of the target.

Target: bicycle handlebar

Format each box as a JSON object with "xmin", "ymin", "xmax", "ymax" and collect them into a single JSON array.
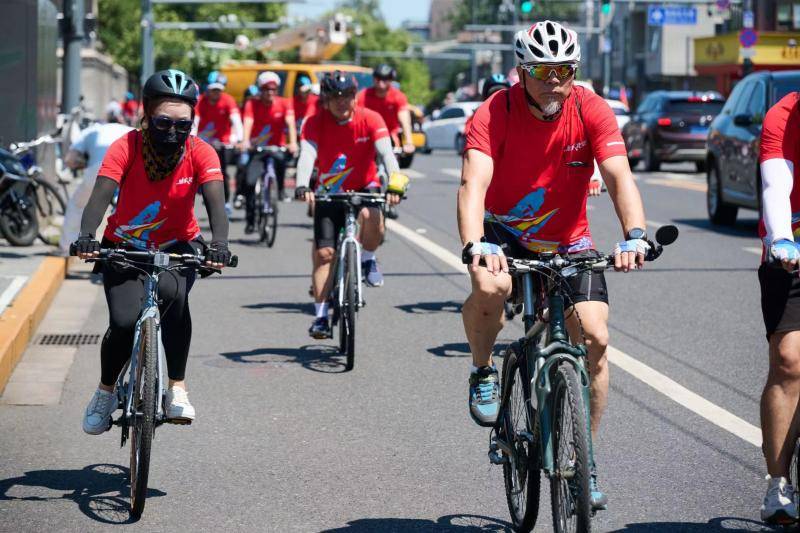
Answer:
[
  {"xmin": 69, "ymin": 247, "xmax": 239, "ymax": 270},
  {"xmin": 9, "ymin": 135, "xmax": 59, "ymax": 155},
  {"xmin": 313, "ymin": 191, "xmax": 387, "ymax": 207}
]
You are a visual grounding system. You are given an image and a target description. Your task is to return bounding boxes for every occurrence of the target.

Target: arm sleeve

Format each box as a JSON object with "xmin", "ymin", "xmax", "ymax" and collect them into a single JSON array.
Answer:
[
  {"xmin": 194, "ymin": 140, "xmax": 225, "ymax": 185},
  {"xmin": 582, "ymin": 92, "xmax": 627, "ymax": 163},
  {"xmin": 79, "ymin": 176, "xmax": 117, "ymax": 237},
  {"xmin": 295, "ymin": 140, "xmax": 318, "ymax": 189},
  {"xmin": 201, "ymin": 180, "xmax": 229, "ymax": 243},
  {"xmin": 375, "ymin": 137, "xmax": 400, "ymax": 175},
  {"xmin": 761, "ymin": 158, "xmax": 795, "ymax": 243}
]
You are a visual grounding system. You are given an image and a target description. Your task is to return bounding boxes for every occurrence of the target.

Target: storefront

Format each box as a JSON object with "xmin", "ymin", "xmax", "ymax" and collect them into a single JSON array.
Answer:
[{"xmin": 695, "ymin": 31, "xmax": 800, "ymax": 95}]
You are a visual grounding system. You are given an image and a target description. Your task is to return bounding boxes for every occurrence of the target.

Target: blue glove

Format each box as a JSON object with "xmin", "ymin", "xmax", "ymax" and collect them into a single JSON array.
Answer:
[
  {"xmin": 613, "ymin": 238, "xmax": 651, "ymax": 256},
  {"xmin": 770, "ymin": 239, "xmax": 800, "ymax": 262}
]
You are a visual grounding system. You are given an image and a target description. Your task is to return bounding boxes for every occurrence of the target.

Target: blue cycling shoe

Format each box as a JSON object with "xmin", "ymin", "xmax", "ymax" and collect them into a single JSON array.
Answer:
[
  {"xmin": 362, "ymin": 259, "xmax": 384, "ymax": 287},
  {"xmin": 590, "ymin": 467, "xmax": 608, "ymax": 511},
  {"xmin": 469, "ymin": 365, "xmax": 500, "ymax": 427}
]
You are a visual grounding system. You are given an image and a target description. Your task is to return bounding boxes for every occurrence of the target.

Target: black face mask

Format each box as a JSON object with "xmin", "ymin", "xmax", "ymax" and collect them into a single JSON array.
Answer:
[{"xmin": 147, "ymin": 118, "xmax": 190, "ymax": 155}]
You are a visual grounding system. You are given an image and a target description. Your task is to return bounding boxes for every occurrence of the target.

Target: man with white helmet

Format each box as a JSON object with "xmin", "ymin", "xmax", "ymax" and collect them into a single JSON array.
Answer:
[
  {"xmin": 458, "ymin": 20, "xmax": 650, "ymax": 510},
  {"xmin": 241, "ymin": 71, "xmax": 297, "ymax": 231}
]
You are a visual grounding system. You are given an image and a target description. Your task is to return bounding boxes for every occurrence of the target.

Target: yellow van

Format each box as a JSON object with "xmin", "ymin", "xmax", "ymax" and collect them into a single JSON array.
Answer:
[{"xmin": 220, "ymin": 62, "xmax": 374, "ymax": 104}]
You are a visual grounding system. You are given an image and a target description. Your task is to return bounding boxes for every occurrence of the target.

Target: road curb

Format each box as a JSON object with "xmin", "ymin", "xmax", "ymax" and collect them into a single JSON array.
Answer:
[{"xmin": 0, "ymin": 256, "xmax": 68, "ymax": 395}]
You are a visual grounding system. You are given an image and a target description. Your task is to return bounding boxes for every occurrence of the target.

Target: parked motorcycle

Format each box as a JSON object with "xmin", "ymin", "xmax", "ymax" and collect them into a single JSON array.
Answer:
[{"xmin": 0, "ymin": 148, "xmax": 39, "ymax": 246}]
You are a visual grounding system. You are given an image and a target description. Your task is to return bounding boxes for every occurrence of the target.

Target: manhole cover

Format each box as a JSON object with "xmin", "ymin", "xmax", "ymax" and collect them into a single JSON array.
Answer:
[{"xmin": 37, "ymin": 333, "xmax": 101, "ymax": 346}]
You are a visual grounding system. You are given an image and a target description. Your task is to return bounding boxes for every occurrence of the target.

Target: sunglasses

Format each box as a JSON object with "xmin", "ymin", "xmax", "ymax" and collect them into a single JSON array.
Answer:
[
  {"xmin": 152, "ymin": 115, "xmax": 193, "ymax": 133},
  {"xmin": 521, "ymin": 64, "xmax": 577, "ymax": 81}
]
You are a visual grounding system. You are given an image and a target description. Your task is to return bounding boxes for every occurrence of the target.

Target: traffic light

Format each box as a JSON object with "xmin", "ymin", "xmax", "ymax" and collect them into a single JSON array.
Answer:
[
  {"xmin": 521, "ymin": 1, "xmax": 534, "ymax": 14},
  {"xmin": 601, "ymin": 0, "xmax": 612, "ymax": 15}
]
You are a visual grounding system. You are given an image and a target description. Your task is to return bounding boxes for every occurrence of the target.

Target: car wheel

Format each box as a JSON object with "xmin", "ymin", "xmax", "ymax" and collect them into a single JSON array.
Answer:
[
  {"xmin": 643, "ymin": 138, "xmax": 660, "ymax": 172},
  {"xmin": 707, "ymin": 162, "xmax": 738, "ymax": 226},
  {"xmin": 695, "ymin": 161, "xmax": 707, "ymax": 174}
]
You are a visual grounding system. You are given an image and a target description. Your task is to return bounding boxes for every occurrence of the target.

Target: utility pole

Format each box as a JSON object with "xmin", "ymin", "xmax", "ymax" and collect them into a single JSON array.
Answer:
[
  {"xmin": 62, "ymin": 0, "xmax": 84, "ymax": 113},
  {"xmin": 142, "ymin": 0, "xmax": 155, "ymax": 83},
  {"xmin": 600, "ymin": 2, "xmax": 613, "ymax": 97},
  {"xmin": 742, "ymin": 0, "xmax": 754, "ymax": 76}
]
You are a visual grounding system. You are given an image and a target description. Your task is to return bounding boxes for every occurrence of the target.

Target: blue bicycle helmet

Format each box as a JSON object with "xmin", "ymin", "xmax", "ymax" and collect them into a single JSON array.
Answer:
[{"xmin": 207, "ymin": 70, "xmax": 227, "ymax": 90}]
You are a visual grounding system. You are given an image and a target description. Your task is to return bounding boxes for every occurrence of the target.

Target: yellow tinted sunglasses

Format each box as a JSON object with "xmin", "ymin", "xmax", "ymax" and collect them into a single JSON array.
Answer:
[{"xmin": 521, "ymin": 64, "xmax": 577, "ymax": 81}]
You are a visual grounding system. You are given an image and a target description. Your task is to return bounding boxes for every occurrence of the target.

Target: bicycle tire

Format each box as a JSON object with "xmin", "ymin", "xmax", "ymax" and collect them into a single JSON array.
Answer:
[
  {"xmin": 791, "ymin": 439, "xmax": 800, "ymax": 504},
  {"xmin": 265, "ymin": 177, "xmax": 279, "ymax": 247},
  {"xmin": 0, "ymin": 188, "xmax": 39, "ymax": 246},
  {"xmin": 130, "ymin": 317, "xmax": 158, "ymax": 519},
  {"xmin": 33, "ymin": 177, "xmax": 66, "ymax": 245},
  {"xmin": 550, "ymin": 361, "xmax": 592, "ymax": 533},
  {"xmin": 501, "ymin": 343, "xmax": 541, "ymax": 532},
  {"xmin": 340, "ymin": 244, "xmax": 357, "ymax": 370}
]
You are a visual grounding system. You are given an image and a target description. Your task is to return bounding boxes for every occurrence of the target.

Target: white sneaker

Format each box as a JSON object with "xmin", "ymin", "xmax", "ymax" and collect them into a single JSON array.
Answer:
[
  {"xmin": 82, "ymin": 388, "xmax": 117, "ymax": 435},
  {"xmin": 761, "ymin": 475, "xmax": 798, "ymax": 525},
  {"xmin": 166, "ymin": 387, "xmax": 195, "ymax": 422}
]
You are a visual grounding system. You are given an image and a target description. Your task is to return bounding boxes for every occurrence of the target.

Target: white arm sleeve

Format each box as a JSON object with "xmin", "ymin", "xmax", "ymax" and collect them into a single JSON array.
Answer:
[
  {"xmin": 295, "ymin": 139, "xmax": 318, "ymax": 189},
  {"xmin": 375, "ymin": 137, "xmax": 400, "ymax": 175},
  {"xmin": 761, "ymin": 158, "xmax": 795, "ymax": 244},
  {"xmin": 230, "ymin": 113, "xmax": 243, "ymax": 144}
]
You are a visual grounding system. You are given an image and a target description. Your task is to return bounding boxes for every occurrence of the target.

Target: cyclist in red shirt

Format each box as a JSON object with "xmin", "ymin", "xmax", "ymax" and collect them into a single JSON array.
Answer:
[
  {"xmin": 459, "ymin": 21, "xmax": 649, "ymax": 510},
  {"xmin": 241, "ymin": 71, "xmax": 297, "ymax": 231},
  {"xmin": 122, "ymin": 91, "xmax": 140, "ymax": 126},
  {"xmin": 72, "ymin": 69, "xmax": 232, "ymax": 434},
  {"xmin": 194, "ymin": 71, "xmax": 243, "ymax": 211},
  {"xmin": 294, "ymin": 72, "xmax": 408, "ymax": 339},
  {"xmin": 356, "ymin": 64, "xmax": 415, "ymax": 155},
  {"xmin": 293, "ymin": 75, "xmax": 319, "ymax": 129}
]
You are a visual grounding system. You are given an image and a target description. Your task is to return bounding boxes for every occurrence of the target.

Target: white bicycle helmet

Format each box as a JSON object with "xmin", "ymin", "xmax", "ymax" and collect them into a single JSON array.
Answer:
[
  {"xmin": 257, "ymin": 71, "xmax": 281, "ymax": 88},
  {"xmin": 514, "ymin": 21, "xmax": 580, "ymax": 65}
]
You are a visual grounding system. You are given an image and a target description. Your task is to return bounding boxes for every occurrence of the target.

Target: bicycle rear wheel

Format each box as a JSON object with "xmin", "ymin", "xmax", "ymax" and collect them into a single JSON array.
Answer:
[
  {"xmin": 129, "ymin": 317, "xmax": 158, "ymax": 519},
  {"xmin": 550, "ymin": 361, "xmax": 591, "ymax": 533},
  {"xmin": 501, "ymin": 343, "xmax": 541, "ymax": 532},
  {"xmin": 339, "ymin": 244, "xmax": 357, "ymax": 371},
  {"xmin": 790, "ymin": 439, "xmax": 800, "ymax": 503},
  {"xmin": 33, "ymin": 177, "xmax": 66, "ymax": 245}
]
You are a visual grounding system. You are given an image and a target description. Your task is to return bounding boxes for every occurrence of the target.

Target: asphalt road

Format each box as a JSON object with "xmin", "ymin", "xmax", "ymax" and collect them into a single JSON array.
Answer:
[{"xmin": 0, "ymin": 150, "xmax": 775, "ymax": 532}]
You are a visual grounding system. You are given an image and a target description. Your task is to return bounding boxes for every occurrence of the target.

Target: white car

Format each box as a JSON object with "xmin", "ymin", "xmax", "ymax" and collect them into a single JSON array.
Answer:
[
  {"xmin": 604, "ymin": 98, "xmax": 630, "ymax": 130},
  {"xmin": 422, "ymin": 102, "xmax": 481, "ymax": 151}
]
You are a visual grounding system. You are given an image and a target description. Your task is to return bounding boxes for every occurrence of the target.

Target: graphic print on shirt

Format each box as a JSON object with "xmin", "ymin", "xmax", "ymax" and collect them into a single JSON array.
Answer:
[
  {"xmin": 252, "ymin": 125, "xmax": 273, "ymax": 147},
  {"xmin": 198, "ymin": 122, "xmax": 218, "ymax": 143},
  {"xmin": 485, "ymin": 188, "xmax": 560, "ymax": 253},
  {"xmin": 114, "ymin": 200, "xmax": 167, "ymax": 249},
  {"xmin": 316, "ymin": 154, "xmax": 353, "ymax": 193}
]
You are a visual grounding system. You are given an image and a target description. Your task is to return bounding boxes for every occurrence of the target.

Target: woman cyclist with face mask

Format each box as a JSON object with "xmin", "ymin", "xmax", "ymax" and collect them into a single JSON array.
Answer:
[{"xmin": 73, "ymin": 69, "xmax": 233, "ymax": 434}]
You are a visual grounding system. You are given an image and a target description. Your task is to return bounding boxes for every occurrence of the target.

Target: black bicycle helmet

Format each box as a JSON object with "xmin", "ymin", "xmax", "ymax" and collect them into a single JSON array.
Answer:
[
  {"xmin": 142, "ymin": 69, "xmax": 199, "ymax": 107},
  {"xmin": 480, "ymin": 73, "xmax": 511, "ymax": 100},
  {"xmin": 373, "ymin": 63, "xmax": 397, "ymax": 80},
  {"xmin": 320, "ymin": 71, "xmax": 358, "ymax": 97}
]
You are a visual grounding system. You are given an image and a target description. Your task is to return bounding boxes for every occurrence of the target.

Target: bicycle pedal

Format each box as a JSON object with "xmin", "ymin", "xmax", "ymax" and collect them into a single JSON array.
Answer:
[{"xmin": 488, "ymin": 449, "xmax": 507, "ymax": 465}]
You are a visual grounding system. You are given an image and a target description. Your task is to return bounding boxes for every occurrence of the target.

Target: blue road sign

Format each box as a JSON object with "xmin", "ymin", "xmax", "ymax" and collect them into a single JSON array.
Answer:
[
  {"xmin": 648, "ymin": 6, "xmax": 697, "ymax": 26},
  {"xmin": 739, "ymin": 28, "xmax": 758, "ymax": 48}
]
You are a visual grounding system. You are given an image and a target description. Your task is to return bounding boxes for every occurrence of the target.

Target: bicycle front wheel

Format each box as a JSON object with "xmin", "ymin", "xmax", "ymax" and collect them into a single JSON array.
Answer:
[
  {"xmin": 33, "ymin": 177, "xmax": 66, "ymax": 245},
  {"xmin": 130, "ymin": 317, "xmax": 158, "ymax": 519},
  {"xmin": 264, "ymin": 177, "xmax": 278, "ymax": 247},
  {"xmin": 501, "ymin": 343, "xmax": 541, "ymax": 532},
  {"xmin": 550, "ymin": 362, "xmax": 592, "ymax": 533},
  {"xmin": 339, "ymin": 244, "xmax": 357, "ymax": 370}
]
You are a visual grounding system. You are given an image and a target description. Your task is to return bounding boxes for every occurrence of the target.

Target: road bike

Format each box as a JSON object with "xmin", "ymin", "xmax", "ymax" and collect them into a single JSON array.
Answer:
[
  {"xmin": 472, "ymin": 225, "xmax": 678, "ymax": 532},
  {"xmin": 70, "ymin": 246, "xmax": 237, "ymax": 518},
  {"xmin": 246, "ymin": 146, "xmax": 285, "ymax": 247},
  {"xmin": 315, "ymin": 192, "xmax": 386, "ymax": 371}
]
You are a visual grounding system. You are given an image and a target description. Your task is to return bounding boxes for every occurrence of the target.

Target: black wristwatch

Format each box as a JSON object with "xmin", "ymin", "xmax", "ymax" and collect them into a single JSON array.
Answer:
[{"xmin": 625, "ymin": 227, "xmax": 647, "ymax": 241}]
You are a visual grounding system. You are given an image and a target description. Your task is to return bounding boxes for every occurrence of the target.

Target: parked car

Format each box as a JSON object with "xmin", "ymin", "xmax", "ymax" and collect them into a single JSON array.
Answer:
[
  {"xmin": 705, "ymin": 70, "xmax": 800, "ymax": 225},
  {"xmin": 622, "ymin": 90, "xmax": 725, "ymax": 172},
  {"xmin": 605, "ymin": 98, "xmax": 630, "ymax": 130},
  {"xmin": 422, "ymin": 102, "xmax": 481, "ymax": 152}
]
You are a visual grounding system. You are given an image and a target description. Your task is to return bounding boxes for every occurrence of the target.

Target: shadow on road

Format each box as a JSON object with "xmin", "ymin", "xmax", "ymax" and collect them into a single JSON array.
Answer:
[
  {"xmin": 243, "ymin": 301, "xmax": 310, "ymax": 314},
  {"xmin": 0, "ymin": 463, "xmax": 165, "ymax": 524},
  {"xmin": 428, "ymin": 342, "xmax": 471, "ymax": 358},
  {"xmin": 673, "ymin": 218, "xmax": 759, "ymax": 238},
  {"xmin": 396, "ymin": 300, "xmax": 462, "ymax": 315},
  {"xmin": 320, "ymin": 513, "xmax": 513, "ymax": 532},
  {"xmin": 219, "ymin": 344, "xmax": 346, "ymax": 373},
  {"xmin": 609, "ymin": 516, "xmax": 777, "ymax": 532}
]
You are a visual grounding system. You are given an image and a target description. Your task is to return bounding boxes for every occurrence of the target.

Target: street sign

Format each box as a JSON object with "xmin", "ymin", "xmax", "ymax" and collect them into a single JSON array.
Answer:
[
  {"xmin": 743, "ymin": 10, "xmax": 754, "ymax": 29},
  {"xmin": 740, "ymin": 47, "xmax": 756, "ymax": 59},
  {"xmin": 648, "ymin": 6, "xmax": 697, "ymax": 26},
  {"xmin": 739, "ymin": 28, "xmax": 758, "ymax": 48}
]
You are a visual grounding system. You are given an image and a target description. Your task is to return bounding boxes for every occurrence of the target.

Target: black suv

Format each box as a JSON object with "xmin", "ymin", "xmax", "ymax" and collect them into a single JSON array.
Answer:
[
  {"xmin": 706, "ymin": 70, "xmax": 800, "ymax": 225},
  {"xmin": 622, "ymin": 91, "xmax": 725, "ymax": 172}
]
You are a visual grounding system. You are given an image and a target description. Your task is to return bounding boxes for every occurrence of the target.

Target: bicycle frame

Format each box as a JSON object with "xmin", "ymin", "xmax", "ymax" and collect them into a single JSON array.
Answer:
[{"xmin": 334, "ymin": 204, "xmax": 363, "ymax": 310}]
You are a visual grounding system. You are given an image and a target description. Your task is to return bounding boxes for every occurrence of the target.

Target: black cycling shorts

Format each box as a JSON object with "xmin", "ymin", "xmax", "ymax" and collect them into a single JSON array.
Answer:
[
  {"xmin": 313, "ymin": 188, "xmax": 381, "ymax": 250},
  {"xmin": 484, "ymin": 222, "xmax": 609, "ymax": 306},
  {"xmin": 759, "ymin": 263, "xmax": 800, "ymax": 339}
]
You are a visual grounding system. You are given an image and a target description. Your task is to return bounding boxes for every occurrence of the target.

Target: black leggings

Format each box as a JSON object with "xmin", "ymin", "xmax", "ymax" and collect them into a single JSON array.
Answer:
[
  {"xmin": 215, "ymin": 146, "xmax": 231, "ymax": 202},
  {"xmin": 99, "ymin": 240, "xmax": 198, "ymax": 386},
  {"xmin": 243, "ymin": 152, "xmax": 286, "ymax": 225}
]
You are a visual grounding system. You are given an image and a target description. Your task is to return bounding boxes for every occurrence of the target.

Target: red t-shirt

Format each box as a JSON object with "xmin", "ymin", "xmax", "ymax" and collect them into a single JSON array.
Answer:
[
  {"xmin": 759, "ymin": 92, "xmax": 800, "ymax": 252},
  {"xmin": 293, "ymin": 93, "xmax": 319, "ymax": 120},
  {"xmin": 356, "ymin": 87, "xmax": 408, "ymax": 135},
  {"xmin": 243, "ymin": 96, "xmax": 294, "ymax": 147},
  {"xmin": 98, "ymin": 131, "xmax": 223, "ymax": 249},
  {"xmin": 466, "ymin": 84, "xmax": 627, "ymax": 253},
  {"xmin": 301, "ymin": 107, "xmax": 388, "ymax": 192},
  {"xmin": 195, "ymin": 92, "xmax": 240, "ymax": 145}
]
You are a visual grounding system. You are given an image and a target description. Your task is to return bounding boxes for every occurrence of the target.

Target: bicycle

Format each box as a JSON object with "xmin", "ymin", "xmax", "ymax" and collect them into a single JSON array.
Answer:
[
  {"xmin": 69, "ymin": 246, "xmax": 238, "ymax": 519},
  {"xmin": 314, "ymin": 192, "xmax": 386, "ymax": 371},
  {"xmin": 471, "ymin": 225, "xmax": 678, "ymax": 533},
  {"xmin": 246, "ymin": 146, "xmax": 285, "ymax": 247}
]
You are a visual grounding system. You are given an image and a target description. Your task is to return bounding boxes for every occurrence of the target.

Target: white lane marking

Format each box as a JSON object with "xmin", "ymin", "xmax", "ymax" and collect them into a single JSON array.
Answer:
[
  {"xmin": 404, "ymin": 169, "xmax": 425, "ymax": 179},
  {"xmin": 441, "ymin": 168, "xmax": 461, "ymax": 178},
  {"xmin": 608, "ymin": 347, "xmax": 761, "ymax": 447},
  {"xmin": 0, "ymin": 276, "xmax": 28, "ymax": 314},
  {"xmin": 743, "ymin": 247, "xmax": 762, "ymax": 255},
  {"xmin": 387, "ymin": 218, "xmax": 762, "ymax": 448},
  {"xmin": 416, "ymin": 228, "xmax": 428, "ymax": 234}
]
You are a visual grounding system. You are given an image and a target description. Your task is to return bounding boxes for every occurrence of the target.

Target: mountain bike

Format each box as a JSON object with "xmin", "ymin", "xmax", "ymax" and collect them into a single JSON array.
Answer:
[
  {"xmin": 314, "ymin": 192, "xmax": 386, "ymax": 371},
  {"xmin": 473, "ymin": 225, "xmax": 678, "ymax": 533},
  {"xmin": 247, "ymin": 146, "xmax": 285, "ymax": 247},
  {"xmin": 70, "ymin": 246, "xmax": 237, "ymax": 519}
]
